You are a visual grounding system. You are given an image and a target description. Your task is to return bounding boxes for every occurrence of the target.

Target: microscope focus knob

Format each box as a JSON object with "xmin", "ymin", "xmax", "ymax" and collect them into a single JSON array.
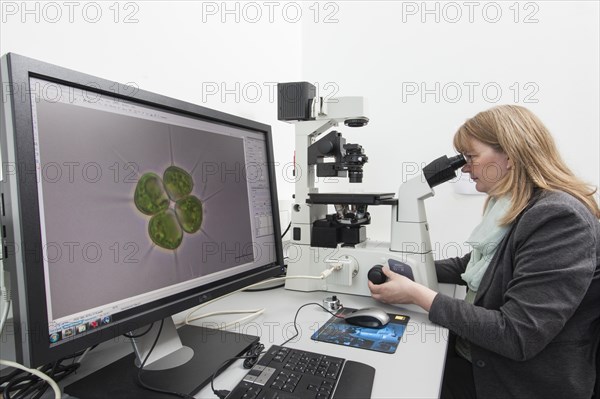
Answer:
[{"xmin": 367, "ymin": 265, "xmax": 387, "ymax": 285}]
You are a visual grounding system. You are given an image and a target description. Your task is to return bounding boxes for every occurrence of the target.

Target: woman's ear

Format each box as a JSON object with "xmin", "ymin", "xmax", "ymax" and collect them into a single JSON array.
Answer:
[{"xmin": 507, "ymin": 157, "xmax": 514, "ymax": 170}]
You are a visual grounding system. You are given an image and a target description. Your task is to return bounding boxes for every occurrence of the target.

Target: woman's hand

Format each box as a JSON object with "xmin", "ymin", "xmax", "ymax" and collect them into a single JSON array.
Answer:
[{"xmin": 368, "ymin": 265, "xmax": 438, "ymax": 312}]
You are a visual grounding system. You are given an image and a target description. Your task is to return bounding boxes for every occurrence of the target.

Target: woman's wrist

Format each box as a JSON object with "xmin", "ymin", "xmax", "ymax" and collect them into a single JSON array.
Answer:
[{"xmin": 410, "ymin": 282, "xmax": 438, "ymax": 312}]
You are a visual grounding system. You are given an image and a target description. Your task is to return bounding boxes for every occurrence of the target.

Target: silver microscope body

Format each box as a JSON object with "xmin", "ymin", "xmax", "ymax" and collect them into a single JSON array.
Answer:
[{"xmin": 277, "ymin": 82, "xmax": 465, "ymax": 304}]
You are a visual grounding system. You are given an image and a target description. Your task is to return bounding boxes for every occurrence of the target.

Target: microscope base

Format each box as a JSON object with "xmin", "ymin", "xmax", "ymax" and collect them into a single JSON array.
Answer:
[{"xmin": 284, "ymin": 240, "xmax": 439, "ymax": 313}]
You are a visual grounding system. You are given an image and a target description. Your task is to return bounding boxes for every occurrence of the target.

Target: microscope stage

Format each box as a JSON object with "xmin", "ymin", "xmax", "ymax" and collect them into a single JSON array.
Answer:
[{"xmin": 307, "ymin": 192, "xmax": 397, "ymax": 205}]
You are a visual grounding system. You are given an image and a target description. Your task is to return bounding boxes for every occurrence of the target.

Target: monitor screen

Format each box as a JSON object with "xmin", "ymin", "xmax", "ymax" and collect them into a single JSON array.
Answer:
[{"xmin": 0, "ymin": 54, "xmax": 284, "ymax": 375}]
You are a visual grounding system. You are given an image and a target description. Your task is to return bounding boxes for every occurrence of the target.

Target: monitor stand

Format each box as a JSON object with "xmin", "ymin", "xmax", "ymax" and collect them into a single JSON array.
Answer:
[{"xmin": 64, "ymin": 320, "xmax": 259, "ymax": 398}]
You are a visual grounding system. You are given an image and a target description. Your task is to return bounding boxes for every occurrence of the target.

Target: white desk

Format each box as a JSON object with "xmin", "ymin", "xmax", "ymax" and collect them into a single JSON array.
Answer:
[
  {"xmin": 48, "ymin": 285, "xmax": 453, "ymax": 398},
  {"xmin": 189, "ymin": 286, "xmax": 453, "ymax": 399}
]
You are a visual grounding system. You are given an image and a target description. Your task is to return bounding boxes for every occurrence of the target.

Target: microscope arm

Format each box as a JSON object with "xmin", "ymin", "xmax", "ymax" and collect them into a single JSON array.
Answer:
[
  {"xmin": 390, "ymin": 176, "xmax": 434, "ymax": 253},
  {"xmin": 390, "ymin": 155, "xmax": 466, "ymax": 257}
]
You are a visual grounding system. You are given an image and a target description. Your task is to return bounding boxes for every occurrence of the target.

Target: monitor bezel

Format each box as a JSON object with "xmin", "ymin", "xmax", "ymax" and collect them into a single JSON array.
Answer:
[{"xmin": 0, "ymin": 53, "xmax": 285, "ymax": 367}]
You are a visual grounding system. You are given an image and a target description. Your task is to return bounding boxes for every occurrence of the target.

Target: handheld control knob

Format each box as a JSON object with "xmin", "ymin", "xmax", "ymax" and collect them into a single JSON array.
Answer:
[
  {"xmin": 368, "ymin": 261, "xmax": 416, "ymax": 284},
  {"xmin": 367, "ymin": 265, "xmax": 387, "ymax": 285}
]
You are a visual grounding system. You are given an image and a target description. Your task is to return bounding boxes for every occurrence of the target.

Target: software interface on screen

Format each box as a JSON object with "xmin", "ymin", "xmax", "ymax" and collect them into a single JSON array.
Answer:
[{"xmin": 29, "ymin": 78, "xmax": 277, "ymax": 345}]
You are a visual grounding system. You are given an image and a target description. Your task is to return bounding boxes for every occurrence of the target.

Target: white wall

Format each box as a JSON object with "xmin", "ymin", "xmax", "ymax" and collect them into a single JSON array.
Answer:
[
  {"xmin": 0, "ymin": 0, "xmax": 306, "ymax": 327},
  {"xmin": 301, "ymin": 1, "xmax": 600, "ymax": 258},
  {"xmin": 0, "ymin": 1, "xmax": 303, "ymax": 195},
  {"xmin": 0, "ymin": 0, "xmax": 598, "ymax": 263}
]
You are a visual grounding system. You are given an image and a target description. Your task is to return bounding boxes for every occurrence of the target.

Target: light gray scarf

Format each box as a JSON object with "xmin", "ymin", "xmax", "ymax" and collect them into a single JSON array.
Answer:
[{"xmin": 461, "ymin": 196, "xmax": 512, "ymax": 292}]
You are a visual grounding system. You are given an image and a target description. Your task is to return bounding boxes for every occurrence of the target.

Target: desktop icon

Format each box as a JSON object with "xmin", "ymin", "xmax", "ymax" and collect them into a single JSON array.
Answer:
[
  {"xmin": 101, "ymin": 315, "xmax": 111, "ymax": 325},
  {"xmin": 49, "ymin": 332, "xmax": 61, "ymax": 343},
  {"xmin": 63, "ymin": 327, "xmax": 75, "ymax": 338},
  {"xmin": 88, "ymin": 319, "xmax": 100, "ymax": 329},
  {"xmin": 76, "ymin": 324, "xmax": 87, "ymax": 334}
]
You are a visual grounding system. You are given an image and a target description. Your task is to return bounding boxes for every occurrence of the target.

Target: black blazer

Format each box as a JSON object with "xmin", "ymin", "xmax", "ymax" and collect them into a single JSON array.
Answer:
[{"xmin": 431, "ymin": 190, "xmax": 600, "ymax": 399}]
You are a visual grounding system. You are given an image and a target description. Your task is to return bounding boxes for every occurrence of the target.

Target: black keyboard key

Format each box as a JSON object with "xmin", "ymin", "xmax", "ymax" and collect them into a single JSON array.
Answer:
[
  {"xmin": 281, "ymin": 383, "xmax": 295, "ymax": 392},
  {"xmin": 229, "ymin": 382, "xmax": 253, "ymax": 399}
]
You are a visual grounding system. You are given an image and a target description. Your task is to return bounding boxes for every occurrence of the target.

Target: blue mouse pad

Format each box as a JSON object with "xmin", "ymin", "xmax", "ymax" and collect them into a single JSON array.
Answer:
[{"xmin": 311, "ymin": 307, "xmax": 410, "ymax": 354}]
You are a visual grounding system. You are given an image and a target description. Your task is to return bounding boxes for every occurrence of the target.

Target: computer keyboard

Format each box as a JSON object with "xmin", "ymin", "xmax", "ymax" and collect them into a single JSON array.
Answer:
[{"xmin": 226, "ymin": 345, "xmax": 376, "ymax": 399}]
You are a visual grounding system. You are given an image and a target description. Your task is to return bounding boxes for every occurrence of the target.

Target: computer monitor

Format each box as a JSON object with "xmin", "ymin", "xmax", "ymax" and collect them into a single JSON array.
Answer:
[{"xmin": 0, "ymin": 53, "xmax": 284, "ymax": 395}]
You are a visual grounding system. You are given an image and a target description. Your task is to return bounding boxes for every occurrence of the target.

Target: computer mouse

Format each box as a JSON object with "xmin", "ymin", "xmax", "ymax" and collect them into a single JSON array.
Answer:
[{"xmin": 344, "ymin": 307, "xmax": 390, "ymax": 328}]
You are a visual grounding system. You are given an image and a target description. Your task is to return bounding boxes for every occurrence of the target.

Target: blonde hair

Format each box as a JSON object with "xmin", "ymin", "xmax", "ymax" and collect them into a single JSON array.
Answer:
[{"xmin": 454, "ymin": 104, "xmax": 600, "ymax": 224}]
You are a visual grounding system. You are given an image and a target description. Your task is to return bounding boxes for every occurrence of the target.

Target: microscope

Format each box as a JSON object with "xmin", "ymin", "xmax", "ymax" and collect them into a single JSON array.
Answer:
[{"xmin": 277, "ymin": 82, "xmax": 465, "ymax": 306}]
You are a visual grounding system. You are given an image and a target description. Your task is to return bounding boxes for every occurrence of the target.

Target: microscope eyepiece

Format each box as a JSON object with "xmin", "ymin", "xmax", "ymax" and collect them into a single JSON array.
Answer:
[
  {"xmin": 423, "ymin": 154, "xmax": 466, "ymax": 188},
  {"xmin": 449, "ymin": 154, "xmax": 467, "ymax": 169}
]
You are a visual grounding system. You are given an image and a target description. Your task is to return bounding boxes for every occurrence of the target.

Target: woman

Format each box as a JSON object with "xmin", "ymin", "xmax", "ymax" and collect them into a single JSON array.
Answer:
[{"xmin": 369, "ymin": 105, "xmax": 600, "ymax": 398}]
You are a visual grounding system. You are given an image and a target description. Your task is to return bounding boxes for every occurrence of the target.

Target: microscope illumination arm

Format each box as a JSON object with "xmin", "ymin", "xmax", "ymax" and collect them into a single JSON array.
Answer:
[
  {"xmin": 293, "ymin": 96, "xmax": 369, "ymax": 138},
  {"xmin": 313, "ymin": 97, "xmax": 368, "ymax": 126},
  {"xmin": 292, "ymin": 96, "xmax": 369, "ymax": 203}
]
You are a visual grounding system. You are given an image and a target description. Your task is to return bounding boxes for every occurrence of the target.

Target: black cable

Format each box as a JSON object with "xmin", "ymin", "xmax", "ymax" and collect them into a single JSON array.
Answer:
[
  {"xmin": 123, "ymin": 322, "xmax": 155, "ymax": 339},
  {"xmin": 210, "ymin": 344, "xmax": 266, "ymax": 399},
  {"xmin": 280, "ymin": 302, "xmax": 345, "ymax": 347},
  {"xmin": 135, "ymin": 319, "xmax": 195, "ymax": 399},
  {"xmin": 41, "ymin": 363, "xmax": 80, "ymax": 398},
  {"xmin": 16, "ymin": 361, "xmax": 56, "ymax": 399},
  {"xmin": 1, "ymin": 345, "xmax": 92, "ymax": 399},
  {"xmin": 281, "ymin": 221, "xmax": 291, "ymax": 238},
  {"xmin": 3, "ymin": 362, "xmax": 80, "ymax": 399},
  {"xmin": 243, "ymin": 342, "xmax": 265, "ymax": 369},
  {"xmin": 25, "ymin": 362, "xmax": 80, "ymax": 399},
  {"xmin": 3, "ymin": 374, "xmax": 34, "ymax": 399},
  {"xmin": 210, "ymin": 356, "xmax": 247, "ymax": 399},
  {"xmin": 0, "ymin": 368, "xmax": 23, "ymax": 386}
]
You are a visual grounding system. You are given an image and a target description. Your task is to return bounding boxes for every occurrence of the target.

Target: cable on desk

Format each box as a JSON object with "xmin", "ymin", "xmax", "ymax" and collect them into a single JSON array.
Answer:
[
  {"xmin": 242, "ymin": 282, "xmax": 285, "ymax": 292},
  {"xmin": 244, "ymin": 272, "xmax": 286, "ymax": 292},
  {"xmin": 0, "ymin": 360, "xmax": 62, "ymax": 399},
  {"xmin": 0, "ymin": 344, "xmax": 98, "ymax": 399},
  {"xmin": 186, "ymin": 308, "xmax": 267, "ymax": 331},
  {"xmin": 242, "ymin": 342, "xmax": 265, "ymax": 369},
  {"xmin": 183, "ymin": 266, "xmax": 342, "ymax": 329},
  {"xmin": 210, "ymin": 342, "xmax": 266, "ymax": 399},
  {"xmin": 280, "ymin": 303, "xmax": 345, "ymax": 347}
]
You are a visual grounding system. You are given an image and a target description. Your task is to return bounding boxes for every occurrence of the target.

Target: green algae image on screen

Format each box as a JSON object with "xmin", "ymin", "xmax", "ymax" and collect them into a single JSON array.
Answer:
[
  {"xmin": 134, "ymin": 173, "xmax": 170, "ymax": 215},
  {"xmin": 135, "ymin": 167, "xmax": 202, "ymax": 250},
  {"xmin": 163, "ymin": 166, "xmax": 193, "ymax": 201},
  {"xmin": 175, "ymin": 195, "xmax": 203, "ymax": 234},
  {"xmin": 148, "ymin": 209, "xmax": 183, "ymax": 250}
]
